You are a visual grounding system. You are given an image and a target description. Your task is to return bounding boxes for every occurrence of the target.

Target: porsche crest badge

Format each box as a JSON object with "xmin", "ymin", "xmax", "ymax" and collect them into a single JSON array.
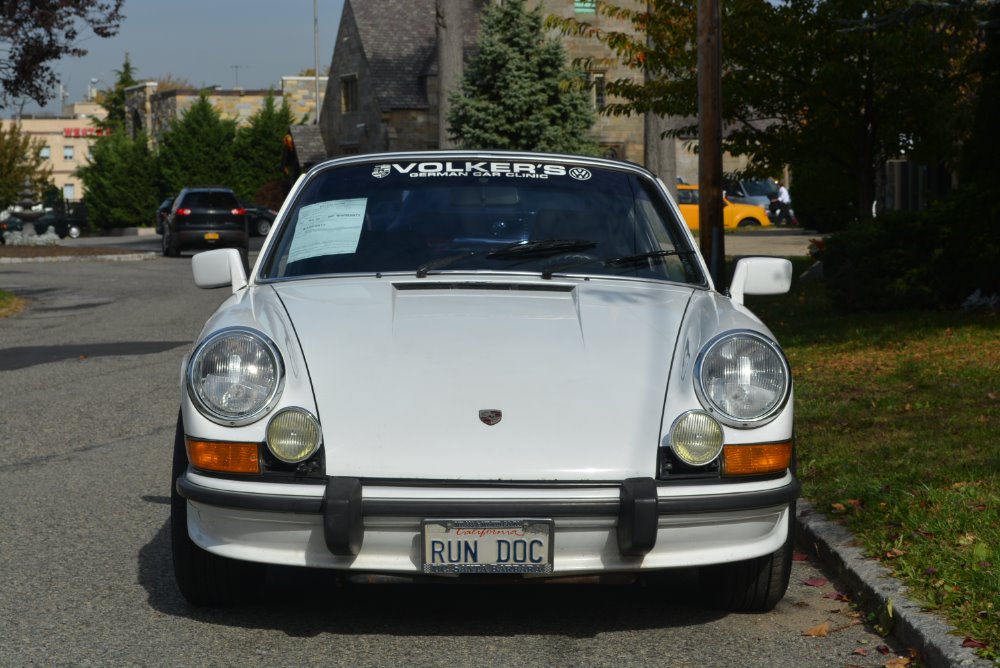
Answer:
[{"xmin": 479, "ymin": 409, "xmax": 502, "ymax": 426}]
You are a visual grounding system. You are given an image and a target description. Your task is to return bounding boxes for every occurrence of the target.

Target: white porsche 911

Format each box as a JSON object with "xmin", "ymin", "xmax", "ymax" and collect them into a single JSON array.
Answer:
[{"xmin": 172, "ymin": 151, "xmax": 797, "ymax": 609}]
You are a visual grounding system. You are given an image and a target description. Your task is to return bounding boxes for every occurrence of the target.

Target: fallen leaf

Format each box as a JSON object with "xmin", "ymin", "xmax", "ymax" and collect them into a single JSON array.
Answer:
[
  {"xmin": 885, "ymin": 548, "xmax": 905, "ymax": 559},
  {"xmin": 831, "ymin": 502, "xmax": 847, "ymax": 513},
  {"xmin": 793, "ymin": 552, "xmax": 809, "ymax": 562},
  {"xmin": 78, "ymin": 355, "xmax": 88, "ymax": 361},
  {"xmin": 824, "ymin": 591, "xmax": 850, "ymax": 602},
  {"xmin": 803, "ymin": 578, "xmax": 828, "ymax": 587},
  {"xmin": 924, "ymin": 566, "xmax": 938, "ymax": 576},
  {"xmin": 962, "ymin": 637, "xmax": 987, "ymax": 649},
  {"xmin": 877, "ymin": 644, "xmax": 892, "ymax": 655},
  {"xmin": 852, "ymin": 647, "xmax": 868, "ymax": 656},
  {"xmin": 885, "ymin": 657, "xmax": 910, "ymax": 667},
  {"xmin": 802, "ymin": 622, "xmax": 829, "ymax": 637},
  {"xmin": 846, "ymin": 498, "xmax": 863, "ymax": 510}
]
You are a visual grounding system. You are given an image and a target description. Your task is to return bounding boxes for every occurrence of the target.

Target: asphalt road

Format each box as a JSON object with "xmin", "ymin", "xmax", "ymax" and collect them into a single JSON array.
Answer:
[{"xmin": 0, "ymin": 252, "xmax": 908, "ymax": 667}]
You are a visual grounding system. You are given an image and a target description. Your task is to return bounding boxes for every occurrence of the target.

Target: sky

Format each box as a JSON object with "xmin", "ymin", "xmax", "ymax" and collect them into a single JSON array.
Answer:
[{"xmin": 17, "ymin": 0, "xmax": 345, "ymax": 116}]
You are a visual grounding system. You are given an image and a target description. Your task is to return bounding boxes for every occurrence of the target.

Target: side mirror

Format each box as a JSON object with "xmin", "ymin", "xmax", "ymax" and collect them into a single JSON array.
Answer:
[
  {"xmin": 192, "ymin": 249, "xmax": 248, "ymax": 293},
  {"xmin": 729, "ymin": 257, "xmax": 792, "ymax": 305}
]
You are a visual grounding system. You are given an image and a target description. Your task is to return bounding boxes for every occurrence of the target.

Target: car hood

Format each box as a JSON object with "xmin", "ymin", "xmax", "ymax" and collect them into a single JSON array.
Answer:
[{"xmin": 272, "ymin": 277, "xmax": 695, "ymax": 481}]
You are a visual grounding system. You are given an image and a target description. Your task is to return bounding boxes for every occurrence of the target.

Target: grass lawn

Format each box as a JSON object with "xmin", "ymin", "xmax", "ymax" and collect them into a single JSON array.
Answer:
[
  {"xmin": 0, "ymin": 288, "xmax": 24, "ymax": 318},
  {"xmin": 745, "ymin": 258, "xmax": 999, "ymax": 660}
]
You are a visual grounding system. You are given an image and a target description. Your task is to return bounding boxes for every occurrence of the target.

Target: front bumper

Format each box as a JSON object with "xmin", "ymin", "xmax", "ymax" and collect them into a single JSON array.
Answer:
[{"xmin": 177, "ymin": 472, "xmax": 800, "ymax": 574}]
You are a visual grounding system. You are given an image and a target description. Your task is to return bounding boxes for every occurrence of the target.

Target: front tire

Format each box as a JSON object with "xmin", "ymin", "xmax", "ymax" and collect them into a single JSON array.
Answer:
[
  {"xmin": 700, "ymin": 503, "xmax": 794, "ymax": 612},
  {"xmin": 255, "ymin": 218, "xmax": 271, "ymax": 237},
  {"xmin": 170, "ymin": 412, "xmax": 265, "ymax": 606},
  {"xmin": 737, "ymin": 218, "xmax": 761, "ymax": 228}
]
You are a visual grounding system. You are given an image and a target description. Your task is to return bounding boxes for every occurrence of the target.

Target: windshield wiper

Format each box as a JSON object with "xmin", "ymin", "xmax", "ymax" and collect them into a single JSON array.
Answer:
[
  {"xmin": 540, "ymin": 249, "xmax": 697, "ymax": 279},
  {"xmin": 486, "ymin": 239, "xmax": 597, "ymax": 258},
  {"xmin": 604, "ymin": 249, "xmax": 698, "ymax": 268},
  {"xmin": 415, "ymin": 239, "xmax": 599, "ymax": 277}
]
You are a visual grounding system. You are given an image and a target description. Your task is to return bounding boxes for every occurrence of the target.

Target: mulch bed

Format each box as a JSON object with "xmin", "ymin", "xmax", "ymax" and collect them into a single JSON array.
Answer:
[{"xmin": 0, "ymin": 245, "xmax": 143, "ymax": 258}]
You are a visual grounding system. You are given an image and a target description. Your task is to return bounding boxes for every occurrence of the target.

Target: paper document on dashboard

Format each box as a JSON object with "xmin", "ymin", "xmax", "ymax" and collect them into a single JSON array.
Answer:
[{"xmin": 287, "ymin": 198, "xmax": 367, "ymax": 263}]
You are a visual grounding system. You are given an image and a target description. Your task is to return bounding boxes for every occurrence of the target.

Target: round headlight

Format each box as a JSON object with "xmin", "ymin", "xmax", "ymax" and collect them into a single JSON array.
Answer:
[
  {"xmin": 670, "ymin": 410, "xmax": 724, "ymax": 466},
  {"xmin": 695, "ymin": 330, "xmax": 790, "ymax": 428},
  {"xmin": 266, "ymin": 408, "xmax": 322, "ymax": 463},
  {"xmin": 187, "ymin": 328, "xmax": 284, "ymax": 425}
]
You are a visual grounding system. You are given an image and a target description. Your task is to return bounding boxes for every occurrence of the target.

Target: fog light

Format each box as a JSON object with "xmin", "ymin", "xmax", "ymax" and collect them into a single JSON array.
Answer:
[
  {"xmin": 723, "ymin": 441, "xmax": 793, "ymax": 476},
  {"xmin": 669, "ymin": 411, "xmax": 724, "ymax": 466},
  {"xmin": 266, "ymin": 408, "xmax": 321, "ymax": 463},
  {"xmin": 186, "ymin": 438, "xmax": 260, "ymax": 474}
]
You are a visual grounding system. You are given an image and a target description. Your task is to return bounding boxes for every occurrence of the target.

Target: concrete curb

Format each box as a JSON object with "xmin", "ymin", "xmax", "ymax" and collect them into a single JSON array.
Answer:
[
  {"xmin": 0, "ymin": 252, "xmax": 157, "ymax": 264},
  {"xmin": 796, "ymin": 500, "xmax": 993, "ymax": 667}
]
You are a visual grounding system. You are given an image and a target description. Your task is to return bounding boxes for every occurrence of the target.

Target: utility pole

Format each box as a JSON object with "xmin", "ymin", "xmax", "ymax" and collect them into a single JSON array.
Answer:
[
  {"xmin": 697, "ymin": 0, "xmax": 725, "ymax": 290},
  {"xmin": 436, "ymin": 0, "xmax": 463, "ymax": 148},
  {"xmin": 314, "ymin": 0, "xmax": 321, "ymax": 124},
  {"xmin": 231, "ymin": 65, "xmax": 246, "ymax": 88}
]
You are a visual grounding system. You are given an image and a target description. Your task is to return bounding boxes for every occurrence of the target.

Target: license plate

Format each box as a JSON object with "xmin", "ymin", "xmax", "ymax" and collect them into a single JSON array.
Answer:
[
  {"xmin": 421, "ymin": 519, "xmax": 553, "ymax": 574},
  {"xmin": 204, "ymin": 232, "xmax": 220, "ymax": 240}
]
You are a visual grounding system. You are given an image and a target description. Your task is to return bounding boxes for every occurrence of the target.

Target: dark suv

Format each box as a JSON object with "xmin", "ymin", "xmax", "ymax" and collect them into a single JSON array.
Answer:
[{"xmin": 162, "ymin": 187, "xmax": 249, "ymax": 258}]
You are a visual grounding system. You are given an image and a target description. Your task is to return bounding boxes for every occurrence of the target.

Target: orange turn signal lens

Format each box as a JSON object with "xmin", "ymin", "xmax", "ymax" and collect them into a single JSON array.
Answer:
[
  {"xmin": 723, "ymin": 441, "xmax": 793, "ymax": 477},
  {"xmin": 186, "ymin": 437, "xmax": 260, "ymax": 474}
]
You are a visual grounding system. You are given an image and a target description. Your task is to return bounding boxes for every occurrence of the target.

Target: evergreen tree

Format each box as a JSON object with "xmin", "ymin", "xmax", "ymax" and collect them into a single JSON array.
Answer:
[
  {"xmin": 0, "ymin": 122, "xmax": 52, "ymax": 209},
  {"xmin": 96, "ymin": 54, "xmax": 138, "ymax": 130},
  {"xmin": 448, "ymin": 0, "xmax": 597, "ymax": 154},
  {"xmin": 77, "ymin": 130, "xmax": 157, "ymax": 228},
  {"xmin": 232, "ymin": 93, "xmax": 295, "ymax": 203},
  {"xmin": 157, "ymin": 95, "xmax": 237, "ymax": 195}
]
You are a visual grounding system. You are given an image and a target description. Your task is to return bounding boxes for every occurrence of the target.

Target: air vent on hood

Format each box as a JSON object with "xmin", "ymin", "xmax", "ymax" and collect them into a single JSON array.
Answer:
[{"xmin": 393, "ymin": 282, "xmax": 575, "ymax": 293}]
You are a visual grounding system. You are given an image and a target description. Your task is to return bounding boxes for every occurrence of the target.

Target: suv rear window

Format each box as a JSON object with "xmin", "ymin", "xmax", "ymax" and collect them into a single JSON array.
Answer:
[{"xmin": 181, "ymin": 191, "xmax": 239, "ymax": 210}]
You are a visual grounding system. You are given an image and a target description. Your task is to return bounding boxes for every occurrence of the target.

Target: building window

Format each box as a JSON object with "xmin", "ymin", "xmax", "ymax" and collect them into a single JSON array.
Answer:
[
  {"xmin": 63, "ymin": 145, "xmax": 75, "ymax": 161},
  {"xmin": 40, "ymin": 145, "xmax": 51, "ymax": 160},
  {"xmin": 590, "ymin": 71, "xmax": 607, "ymax": 110},
  {"xmin": 575, "ymin": 0, "xmax": 597, "ymax": 13},
  {"xmin": 341, "ymin": 75, "xmax": 358, "ymax": 113},
  {"xmin": 63, "ymin": 183, "xmax": 76, "ymax": 200}
]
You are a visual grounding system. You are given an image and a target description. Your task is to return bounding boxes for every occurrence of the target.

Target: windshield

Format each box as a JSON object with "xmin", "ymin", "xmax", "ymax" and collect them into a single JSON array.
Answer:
[
  {"xmin": 260, "ymin": 158, "xmax": 704, "ymax": 285},
  {"xmin": 742, "ymin": 178, "xmax": 779, "ymax": 197}
]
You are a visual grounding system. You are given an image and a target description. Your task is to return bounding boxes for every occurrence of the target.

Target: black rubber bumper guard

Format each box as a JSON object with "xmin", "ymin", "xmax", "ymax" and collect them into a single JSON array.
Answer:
[{"xmin": 178, "ymin": 474, "xmax": 800, "ymax": 559}]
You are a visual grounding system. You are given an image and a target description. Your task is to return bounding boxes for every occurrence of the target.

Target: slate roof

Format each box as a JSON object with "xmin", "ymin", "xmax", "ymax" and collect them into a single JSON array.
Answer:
[
  {"xmin": 288, "ymin": 125, "xmax": 327, "ymax": 170},
  {"xmin": 348, "ymin": 0, "xmax": 481, "ymax": 112}
]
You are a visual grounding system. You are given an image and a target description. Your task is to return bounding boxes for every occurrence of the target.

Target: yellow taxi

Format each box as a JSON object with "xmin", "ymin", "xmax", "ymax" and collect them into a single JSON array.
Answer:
[{"xmin": 676, "ymin": 184, "xmax": 771, "ymax": 230}]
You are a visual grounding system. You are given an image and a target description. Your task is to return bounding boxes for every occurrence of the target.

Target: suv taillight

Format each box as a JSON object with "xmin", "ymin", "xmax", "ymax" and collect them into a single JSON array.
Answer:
[
  {"xmin": 175, "ymin": 208, "xmax": 192, "ymax": 216},
  {"xmin": 231, "ymin": 208, "xmax": 246, "ymax": 216}
]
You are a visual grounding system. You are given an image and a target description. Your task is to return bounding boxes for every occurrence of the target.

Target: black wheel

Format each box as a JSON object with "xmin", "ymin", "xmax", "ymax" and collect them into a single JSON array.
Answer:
[
  {"xmin": 162, "ymin": 226, "xmax": 179, "ymax": 257},
  {"xmin": 255, "ymin": 218, "xmax": 271, "ymax": 237},
  {"xmin": 171, "ymin": 412, "xmax": 265, "ymax": 606},
  {"xmin": 67, "ymin": 224, "xmax": 81, "ymax": 239},
  {"xmin": 737, "ymin": 218, "xmax": 761, "ymax": 229},
  {"xmin": 699, "ymin": 502, "xmax": 794, "ymax": 612}
]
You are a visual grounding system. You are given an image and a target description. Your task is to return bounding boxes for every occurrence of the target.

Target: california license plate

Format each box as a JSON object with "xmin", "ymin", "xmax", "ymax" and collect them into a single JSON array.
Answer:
[
  {"xmin": 421, "ymin": 519, "xmax": 553, "ymax": 574},
  {"xmin": 204, "ymin": 232, "xmax": 220, "ymax": 240}
]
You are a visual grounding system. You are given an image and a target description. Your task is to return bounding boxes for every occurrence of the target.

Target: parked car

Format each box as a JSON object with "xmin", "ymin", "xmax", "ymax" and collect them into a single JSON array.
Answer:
[
  {"xmin": 161, "ymin": 187, "xmax": 248, "ymax": 260},
  {"xmin": 240, "ymin": 201, "xmax": 277, "ymax": 237},
  {"xmin": 0, "ymin": 211, "xmax": 83, "ymax": 240},
  {"xmin": 173, "ymin": 151, "xmax": 797, "ymax": 610},
  {"xmin": 676, "ymin": 184, "xmax": 771, "ymax": 229},
  {"xmin": 155, "ymin": 197, "xmax": 174, "ymax": 235},
  {"xmin": 723, "ymin": 177, "xmax": 779, "ymax": 210}
]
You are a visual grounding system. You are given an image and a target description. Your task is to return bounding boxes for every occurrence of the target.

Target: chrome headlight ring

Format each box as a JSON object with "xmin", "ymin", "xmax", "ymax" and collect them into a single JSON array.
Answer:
[
  {"xmin": 186, "ymin": 327, "xmax": 285, "ymax": 426},
  {"xmin": 693, "ymin": 329, "xmax": 791, "ymax": 429}
]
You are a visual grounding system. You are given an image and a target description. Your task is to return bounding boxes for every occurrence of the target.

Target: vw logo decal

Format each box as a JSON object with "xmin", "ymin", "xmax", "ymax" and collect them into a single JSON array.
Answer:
[
  {"xmin": 569, "ymin": 167, "xmax": 592, "ymax": 181},
  {"xmin": 372, "ymin": 164, "xmax": 391, "ymax": 178},
  {"xmin": 479, "ymin": 409, "xmax": 502, "ymax": 426}
]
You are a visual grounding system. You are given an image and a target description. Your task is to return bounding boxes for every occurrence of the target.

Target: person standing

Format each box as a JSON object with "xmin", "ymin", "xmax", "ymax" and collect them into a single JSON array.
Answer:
[{"xmin": 770, "ymin": 181, "xmax": 793, "ymax": 225}]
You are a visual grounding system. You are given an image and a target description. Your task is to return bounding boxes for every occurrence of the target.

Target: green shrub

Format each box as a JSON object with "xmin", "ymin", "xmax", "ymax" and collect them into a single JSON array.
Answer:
[{"xmin": 822, "ymin": 186, "xmax": 1000, "ymax": 310}]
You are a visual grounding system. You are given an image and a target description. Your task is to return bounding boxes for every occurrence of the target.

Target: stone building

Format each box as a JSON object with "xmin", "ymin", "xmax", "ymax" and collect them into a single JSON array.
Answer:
[
  {"xmin": 319, "ymin": 0, "xmax": 482, "ymax": 156},
  {"xmin": 125, "ymin": 76, "xmax": 328, "ymax": 144},
  {"xmin": 318, "ymin": 1, "xmax": 753, "ymax": 186}
]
